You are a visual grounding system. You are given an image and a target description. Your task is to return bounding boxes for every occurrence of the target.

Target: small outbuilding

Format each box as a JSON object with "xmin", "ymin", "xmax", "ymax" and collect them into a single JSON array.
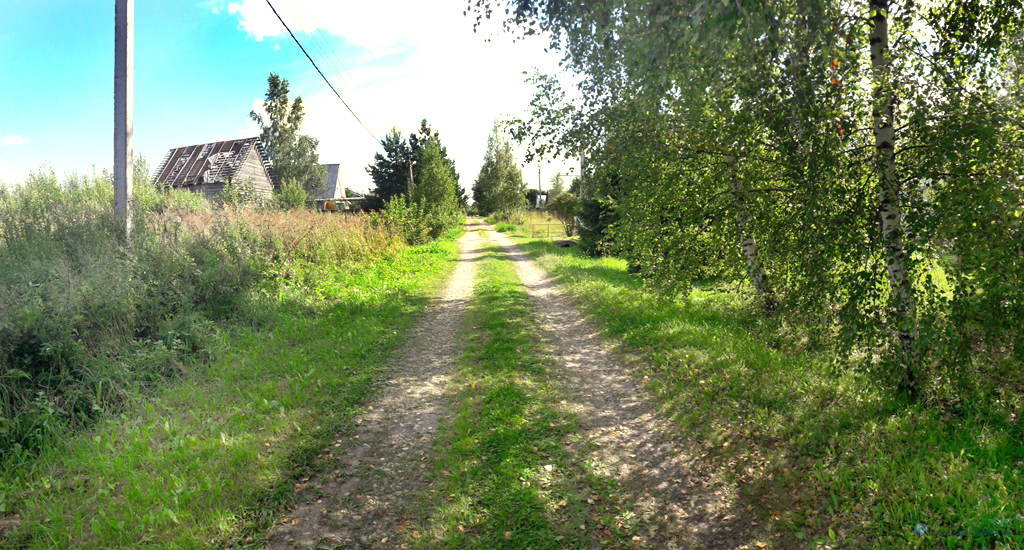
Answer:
[
  {"xmin": 316, "ymin": 164, "xmax": 343, "ymax": 200},
  {"xmin": 153, "ymin": 137, "xmax": 274, "ymax": 200}
]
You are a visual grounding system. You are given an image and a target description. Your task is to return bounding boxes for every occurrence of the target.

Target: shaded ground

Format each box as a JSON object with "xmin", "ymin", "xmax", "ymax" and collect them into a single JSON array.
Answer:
[{"xmin": 264, "ymin": 223, "xmax": 487, "ymax": 549}]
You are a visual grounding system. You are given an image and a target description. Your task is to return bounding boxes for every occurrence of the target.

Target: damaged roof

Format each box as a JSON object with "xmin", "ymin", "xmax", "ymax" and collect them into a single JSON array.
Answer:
[{"xmin": 152, "ymin": 137, "xmax": 273, "ymax": 188}]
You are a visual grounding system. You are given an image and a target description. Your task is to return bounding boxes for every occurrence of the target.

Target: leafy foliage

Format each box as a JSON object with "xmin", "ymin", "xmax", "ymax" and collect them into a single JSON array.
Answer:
[
  {"xmin": 413, "ymin": 139, "xmax": 462, "ymax": 238},
  {"xmin": 367, "ymin": 121, "xmax": 468, "ymax": 213},
  {"xmin": 370, "ymin": 195, "xmax": 431, "ymax": 246},
  {"xmin": 410, "ymin": 119, "xmax": 468, "ymax": 210},
  {"xmin": 250, "ymin": 73, "xmax": 326, "ymax": 197},
  {"xmin": 275, "ymin": 178, "xmax": 308, "ymax": 210},
  {"xmin": 219, "ymin": 176, "xmax": 265, "ymax": 208},
  {"xmin": 365, "ymin": 127, "xmax": 411, "ymax": 209},
  {"xmin": 548, "ymin": 169, "xmax": 565, "ymax": 200},
  {"xmin": 546, "ymin": 192, "xmax": 579, "ymax": 237},
  {"xmin": 472, "ymin": 0, "xmax": 1024, "ymax": 400},
  {"xmin": 472, "ymin": 121, "xmax": 528, "ymax": 222}
]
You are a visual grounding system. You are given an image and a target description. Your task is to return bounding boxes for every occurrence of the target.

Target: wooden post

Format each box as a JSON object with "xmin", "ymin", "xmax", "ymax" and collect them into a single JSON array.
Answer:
[{"xmin": 114, "ymin": 0, "xmax": 133, "ymax": 235}]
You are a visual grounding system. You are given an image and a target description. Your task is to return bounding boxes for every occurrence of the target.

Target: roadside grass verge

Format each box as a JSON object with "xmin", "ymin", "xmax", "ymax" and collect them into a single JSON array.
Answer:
[
  {"xmin": 0, "ymin": 166, "xmax": 405, "ymax": 466},
  {"xmin": 510, "ymin": 238, "xmax": 1024, "ymax": 550},
  {"xmin": 487, "ymin": 211, "xmax": 565, "ymax": 240},
  {"xmin": 416, "ymin": 243, "xmax": 640, "ymax": 550},
  {"xmin": 1, "ymin": 238, "xmax": 459, "ymax": 549}
]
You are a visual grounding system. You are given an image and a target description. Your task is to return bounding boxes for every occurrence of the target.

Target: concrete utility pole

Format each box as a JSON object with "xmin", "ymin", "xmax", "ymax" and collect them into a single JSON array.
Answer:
[
  {"xmin": 537, "ymin": 161, "xmax": 543, "ymax": 208},
  {"xmin": 114, "ymin": 0, "xmax": 133, "ymax": 235},
  {"xmin": 407, "ymin": 156, "xmax": 415, "ymax": 205}
]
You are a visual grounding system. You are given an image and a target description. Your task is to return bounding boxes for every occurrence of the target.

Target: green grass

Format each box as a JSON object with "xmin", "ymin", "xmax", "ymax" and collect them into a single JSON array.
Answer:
[
  {"xmin": 415, "ymin": 243, "xmax": 640, "ymax": 550},
  {"xmin": 507, "ymin": 237, "xmax": 1024, "ymax": 550},
  {"xmin": 0, "ymin": 238, "xmax": 459, "ymax": 549},
  {"xmin": 488, "ymin": 211, "xmax": 566, "ymax": 240}
]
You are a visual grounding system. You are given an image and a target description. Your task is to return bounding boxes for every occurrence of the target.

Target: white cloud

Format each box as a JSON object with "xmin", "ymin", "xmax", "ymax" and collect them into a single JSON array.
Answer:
[
  {"xmin": 2, "ymin": 135, "xmax": 28, "ymax": 145},
  {"xmin": 225, "ymin": 0, "xmax": 579, "ymax": 194},
  {"xmin": 225, "ymin": 0, "xmax": 461, "ymax": 49}
]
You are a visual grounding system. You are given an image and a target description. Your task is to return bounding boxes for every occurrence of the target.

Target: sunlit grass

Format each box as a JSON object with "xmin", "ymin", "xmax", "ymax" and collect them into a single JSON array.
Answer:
[
  {"xmin": 418, "ymin": 243, "xmax": 636, "ymax": 549},
  {"xmin": 489, "ymin": 210, "xmax": 567, "ymax": 239},
  {"xmin": 511, "ymin": 238, "xmax": 1024, "ymax": 550},
  {"xmin": 1, "ymin": 237, "xmax": 459, "ymax": 548}
]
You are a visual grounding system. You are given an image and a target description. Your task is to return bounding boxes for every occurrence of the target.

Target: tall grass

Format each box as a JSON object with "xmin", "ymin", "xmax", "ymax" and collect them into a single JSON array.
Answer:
[
  {"xmin": 487, "ymin": 211, "xmax": 567, "ymax": 239},
  {"xmin": 0, "ymin": 166, "xmax": 400, "ymax": 469}
]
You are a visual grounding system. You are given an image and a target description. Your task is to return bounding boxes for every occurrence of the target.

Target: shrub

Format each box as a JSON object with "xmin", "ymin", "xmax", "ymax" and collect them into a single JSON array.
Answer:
[
  {"xmin": 546, "ymin": 192, "xmax": 580, "ymax": 237},
  {"xmin": 369, "ymin": 195, "xmax": 431, "ymax": 245},
  {"xmin": 220, "ymin": 177, "xmax": 265, "ymax": 208},
  {"xmin": 275, "ymin": 178, "xmax": 308, "ymax": 211}
]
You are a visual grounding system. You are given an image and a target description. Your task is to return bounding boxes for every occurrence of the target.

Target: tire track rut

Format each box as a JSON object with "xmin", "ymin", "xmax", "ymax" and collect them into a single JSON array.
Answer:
[
  {"xmin": 265, "ymin": 222, "xmax": 488, "ymax": 549},
  {"xmin": 487, "ymin": 226, "xmax": 757, "ymax": 550}
]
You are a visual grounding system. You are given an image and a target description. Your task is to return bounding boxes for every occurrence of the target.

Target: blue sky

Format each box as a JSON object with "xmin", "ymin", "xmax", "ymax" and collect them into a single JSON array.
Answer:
[{"xmin": 0, "ymin": 0, "xmax": 576, "ymax": 192}]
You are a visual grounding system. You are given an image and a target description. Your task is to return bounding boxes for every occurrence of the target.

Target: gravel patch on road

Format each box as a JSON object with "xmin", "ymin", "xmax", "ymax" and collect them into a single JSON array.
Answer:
[
  {"xmin": 265, "ymin": 222, "xmax": 487, "ymax": 550},
  {"xmin": 487, "ymin": 228, "xmax": 760, "ymax": 550}
]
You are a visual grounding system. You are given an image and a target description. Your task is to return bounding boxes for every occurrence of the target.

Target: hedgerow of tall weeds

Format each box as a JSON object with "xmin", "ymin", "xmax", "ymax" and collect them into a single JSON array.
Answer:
[{"xmin": 0, "ymin": 166, "xmax": 401, "ymax": 470}]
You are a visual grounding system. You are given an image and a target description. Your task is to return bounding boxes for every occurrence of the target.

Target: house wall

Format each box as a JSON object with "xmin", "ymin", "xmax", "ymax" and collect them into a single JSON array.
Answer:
[{"xmin": 233, "ymin": 147, "xmax": 274, "ymax": 197}]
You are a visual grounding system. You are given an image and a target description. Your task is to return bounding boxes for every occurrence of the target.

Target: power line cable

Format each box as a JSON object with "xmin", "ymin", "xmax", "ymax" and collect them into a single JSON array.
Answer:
[
  {"xmin": 264, "ymin": 0, "xmax": 380, "ymax": 144},
  {"xmin": 285, "ymin": 0, "xmax": 383, "ymax": 130},
  {"xmin": 295, "ymin": 1, "xmax": 361, "ymax": 89},
  {"xmin": 288, "ymin": 0, "xmax": 359, "ymax": 91},
  {"xmin": 280, "ymin": 0, "xmax": 355, "ymax": 93}
]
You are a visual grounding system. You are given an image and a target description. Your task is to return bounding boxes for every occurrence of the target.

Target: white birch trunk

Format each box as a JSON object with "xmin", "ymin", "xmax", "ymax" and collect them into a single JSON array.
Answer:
[
  {"xmin": 869, "ymin": 0, "xmax": 919, "ymax": 392},
  {"xmin": 725, "ymin": 154, "xmax": 776, "ymax": 312}
]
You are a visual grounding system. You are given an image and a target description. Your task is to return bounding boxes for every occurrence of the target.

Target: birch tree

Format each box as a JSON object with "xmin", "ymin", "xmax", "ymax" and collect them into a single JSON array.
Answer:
[{"xmin": 469, "ymin": 0, "xmax": 1024, "ymax": 397}]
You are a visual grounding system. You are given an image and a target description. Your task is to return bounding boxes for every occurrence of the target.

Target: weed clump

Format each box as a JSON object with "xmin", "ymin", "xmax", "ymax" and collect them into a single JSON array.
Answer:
[{"xmin": 0, "ymin": 165, "xmax": 400, "ymax": 467}]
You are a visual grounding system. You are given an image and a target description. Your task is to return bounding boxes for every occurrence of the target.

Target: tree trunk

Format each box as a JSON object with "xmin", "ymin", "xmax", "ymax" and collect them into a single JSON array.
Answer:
[
  {"xmin": 725, "ymin": 154, "xmax": 776, "ymax": 314},
  {"xmin": 869, "ymin": 0, "xmax": 919, "ymax": 396}
]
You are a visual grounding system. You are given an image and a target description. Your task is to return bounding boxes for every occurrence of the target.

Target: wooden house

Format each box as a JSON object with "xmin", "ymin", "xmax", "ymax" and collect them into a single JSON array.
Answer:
[{"xmin": 152, "ymin": 137, "xmax": 274, "ymax": 200}]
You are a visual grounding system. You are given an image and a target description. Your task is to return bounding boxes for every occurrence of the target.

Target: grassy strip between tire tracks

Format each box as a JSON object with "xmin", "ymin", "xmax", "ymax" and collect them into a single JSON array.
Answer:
[
  {"xmin": 502, "ymin": 234, "xmax": 1024, "ymax": 550},
  {"xmin": 1, "ymin": 237, "xmax": 459, "ymax": 549},
  {"xmin": 415, "ymin": 240, "xmax": 645, "ymax": 550}
]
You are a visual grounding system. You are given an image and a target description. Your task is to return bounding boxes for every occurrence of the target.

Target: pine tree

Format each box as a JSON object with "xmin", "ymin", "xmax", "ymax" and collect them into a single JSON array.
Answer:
[
  {"xmin": 549, "ymin": 169, "xmax": 565, "ymax": 200},
  {"xmin": 410, "ymin": 119, "xmax": 468, "ymax": 210},
  {"xmin": 365, "ymin": 127, "xmax": 410, "ymax": 208}
]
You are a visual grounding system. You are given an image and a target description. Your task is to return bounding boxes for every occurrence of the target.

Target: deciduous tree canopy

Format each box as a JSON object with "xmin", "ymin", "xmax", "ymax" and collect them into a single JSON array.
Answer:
[
  {"xmin": 250, "ymin": 73, "xmax": 326, "ymax": 198},
  {"xmin": 469, "ymin": 0, "xmax": 1024, "ymax": 399},
  {"xmin": 472, "ymin": 122, "xmax": 527, "ymax": 221}
]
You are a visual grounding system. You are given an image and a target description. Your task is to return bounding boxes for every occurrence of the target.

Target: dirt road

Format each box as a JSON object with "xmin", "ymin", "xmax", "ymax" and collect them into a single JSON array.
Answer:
[{"xmin": 267, "ymin": 220, "xmax": 747, "ymax": 549}]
